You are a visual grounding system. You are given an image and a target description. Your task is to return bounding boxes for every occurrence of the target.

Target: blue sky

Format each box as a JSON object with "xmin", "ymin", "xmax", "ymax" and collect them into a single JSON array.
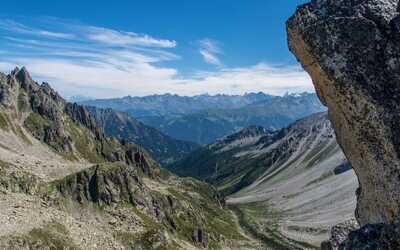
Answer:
[{"xmin": 0, "ymin": 0, "xmax": 312, "ymax": 98}]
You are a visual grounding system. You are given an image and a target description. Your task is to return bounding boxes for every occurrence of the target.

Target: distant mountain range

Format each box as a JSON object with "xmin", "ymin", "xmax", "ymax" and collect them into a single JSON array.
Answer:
[
  {"xmin": 168, "ymin": 112, "xmax": 358, "ymax": 245},
  {"xmin": 81, "ymin": 92, "xmax": 327, "ymax": 145},
  {"xmin": 80, "ymin": 92, "xmax": 273, "ymax": 116},
  {"xmin": 86, "ymin": 106, "xmax": 199, "ymax": 165}
]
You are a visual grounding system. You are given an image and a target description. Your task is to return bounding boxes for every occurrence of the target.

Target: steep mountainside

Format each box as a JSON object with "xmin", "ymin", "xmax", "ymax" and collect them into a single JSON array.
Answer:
[
  {"xmin": 288, "ymin": 0, "xmax": 400, "ymax": 248},
  {"xmin": 84, "ymin": 93, "xmax": 326, "ymax": 145},
  {"xmin": 0, "ymin": 67, "xmax": 257, "ymax": 250},
  {"xmin": 85, "ymin": 106, "xmax": 199, "ymax": 165},
  {"xmin": 170, "ymin": 112, "xmax": 358, "ymax": 246},
  {"xmin": 168, "ymin": 125, "xmax": 273, "ymax": 194}
]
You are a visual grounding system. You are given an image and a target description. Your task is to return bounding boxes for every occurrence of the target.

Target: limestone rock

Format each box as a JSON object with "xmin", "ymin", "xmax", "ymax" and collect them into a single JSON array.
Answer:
[{"xmin": 287, "ymin": 0, "xmax": 400, "ymax": 226}]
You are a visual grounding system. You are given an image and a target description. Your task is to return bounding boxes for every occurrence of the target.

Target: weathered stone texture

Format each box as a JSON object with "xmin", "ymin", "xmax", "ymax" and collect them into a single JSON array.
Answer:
[{"xmin": 288, "ymin": 0, "xmax": 400, "ymax": 226}]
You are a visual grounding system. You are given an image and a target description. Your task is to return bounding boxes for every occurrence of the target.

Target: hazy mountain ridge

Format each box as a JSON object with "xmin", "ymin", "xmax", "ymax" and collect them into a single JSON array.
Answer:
[
  {"xmin": 82, "ymin": 92, "xmax": 326, "ymax": 145},
  {"xmin": 85, "ymin": 106, "xmax": 199, "ymax": 165},
  {"xmin": 81, "ymin": 92, "xmax": 274, "ymax": 117}
]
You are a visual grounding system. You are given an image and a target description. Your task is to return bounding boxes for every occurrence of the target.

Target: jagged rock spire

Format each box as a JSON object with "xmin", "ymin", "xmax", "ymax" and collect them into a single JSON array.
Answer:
[{"xmin": 10, "ymin": 66, "xmax": 37, "ymax": 92}]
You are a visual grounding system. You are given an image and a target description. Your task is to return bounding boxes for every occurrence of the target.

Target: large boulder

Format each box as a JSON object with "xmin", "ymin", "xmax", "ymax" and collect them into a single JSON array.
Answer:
[
  {"xmin": 287, "ymin": 0, "xmax": 400, "ymax": 248},
  {"xmin": 287, "ymin": 0, "xmax": 400, "ymax": 226}
]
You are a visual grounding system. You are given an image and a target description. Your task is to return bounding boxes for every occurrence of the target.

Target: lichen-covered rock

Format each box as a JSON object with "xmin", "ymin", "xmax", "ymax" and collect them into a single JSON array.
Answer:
[
  {"xmin": 287, "ymin": 0, "xmax": 400, "ymax": 226},
  {"xmin": 321, "ymin": 219, "xmax": 359, "ymax": 250}
]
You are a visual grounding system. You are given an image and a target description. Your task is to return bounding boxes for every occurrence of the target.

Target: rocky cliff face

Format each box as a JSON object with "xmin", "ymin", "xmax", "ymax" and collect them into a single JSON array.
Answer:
[
  {"xmin": 85, "ymin": 106, "xmax": 199, "ymax": 166},
  {"xmin": 287, "ymin": 0, "xmax": 400, "ymax": 247}
]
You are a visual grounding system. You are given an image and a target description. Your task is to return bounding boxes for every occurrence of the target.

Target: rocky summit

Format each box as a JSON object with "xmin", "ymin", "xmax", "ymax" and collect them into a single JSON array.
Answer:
[
  {"xmin": 288, "ymin": 0, "xmax": 400, "ymax": 248},
  {"xmin": 0, "ymin": 67, "xmax": 257, "ymax": 249}
]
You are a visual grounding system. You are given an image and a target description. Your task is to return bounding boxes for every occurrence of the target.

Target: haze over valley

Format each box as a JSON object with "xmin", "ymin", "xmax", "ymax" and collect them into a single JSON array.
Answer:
[{"xmin": 81, "ymin": 92, "xmax": 326, "ymax": 145}]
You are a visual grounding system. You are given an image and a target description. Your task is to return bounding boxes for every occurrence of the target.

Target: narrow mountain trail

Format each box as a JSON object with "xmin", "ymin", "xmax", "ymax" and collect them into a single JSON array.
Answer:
[
  {"xmin": 228, "ymin": 204, "xmax": 318, "ymax": 250},
  {"xmin": 228, "ymin": 209, "xmax": 263, "ymax": 249}
]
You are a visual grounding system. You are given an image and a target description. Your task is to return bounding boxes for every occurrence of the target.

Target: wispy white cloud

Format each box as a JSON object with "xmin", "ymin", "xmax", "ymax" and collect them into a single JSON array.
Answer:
[
  {"xmin": 199, "ymin": 50, "xmax": 221, "ymax": 66},
  {"xmin": 85, "ymin": 27, "xmax": 176, "ymax": 48},
  {"xmin": 0, "ymin": 19, "xmax": 176, "ymax": 48},
  {"xmin": 198, "ymin": 38, "xmax": 223, "ymax": 66},
  {"xmin": 0, "ymin": 19, "xmax": 76, "ymax": 39},
  {"xmin": 0, "ymin": 18, "xmax": 313, "ymax": 98}
]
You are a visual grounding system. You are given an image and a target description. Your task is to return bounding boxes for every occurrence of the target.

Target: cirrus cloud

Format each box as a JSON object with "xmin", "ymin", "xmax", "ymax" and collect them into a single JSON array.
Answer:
[{"xmin": 198, "ymin": 38, "xmax": 223, "ymax": 66}]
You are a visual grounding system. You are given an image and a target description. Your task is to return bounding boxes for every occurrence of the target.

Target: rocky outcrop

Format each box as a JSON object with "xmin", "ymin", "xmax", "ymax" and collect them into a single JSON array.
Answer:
[
  {"xmin": 4, "ymin": 67, "xmax": 73, "ymax": 152},
  {"xmin": 287, "ymin": 0, "xmax": 400, "ymax": 247},
  {"xmin": 288, "ymin": 0, "xmax": 400, "ymax": 225},
  {"xmin": 54, "ymin": 163, "xmax": 147, "ymax": 206},
  {"xmin": 65, "ymin": 103, "xmax": 101, "ymax": 138},
  {"xmin": 321, "ymin": 219, "xmax": 359, "ymax": 250},
  {"xmin": 52, "ymin": 162, "xmax": 213, "ymax": 247}
]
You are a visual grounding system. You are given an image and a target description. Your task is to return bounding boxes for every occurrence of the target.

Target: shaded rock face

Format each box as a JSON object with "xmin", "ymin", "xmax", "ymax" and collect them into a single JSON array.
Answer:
[
  {"xmin": 56, "ymin": 164, "xmax": 147, "ymax": 206},
  {"xmin": 287, "ymin": 0, "xmax": 400, "ymax": 227},
  {"xmin": 65, "ymin": 103, "xmax": 101, "ymax": 138},
  {"xmin": 321, "ymin": 219, "xmax": 359, "ymax": 250},
  {"xmin": 339, "ymin": 219, "xmax": 400, "ymax": 249},
  {"xmin": 53, "ymin": 163, "xmax": 212, "ymax": 247},
  {"xmin": 4, "ymin": 67, "xmax": 72, "ymax": 152}
]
